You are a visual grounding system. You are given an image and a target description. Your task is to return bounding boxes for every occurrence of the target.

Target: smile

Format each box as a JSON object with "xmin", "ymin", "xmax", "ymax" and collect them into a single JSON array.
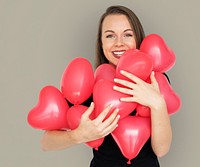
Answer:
[{"xmin": 112, "ymin": 51, "xmax": 125, "ymax": 59}]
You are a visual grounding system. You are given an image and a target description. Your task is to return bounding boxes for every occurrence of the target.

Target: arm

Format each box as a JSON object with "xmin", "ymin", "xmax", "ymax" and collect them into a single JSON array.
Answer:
[
  {"xmin": 113, "ymin": 70, "xmax": 172, "ymax": 157},
  {"xmin": 41, "ymin": 102, "xmax": 120, "ymax": 151},
  {"xmin": 150, "ymin": 97, "xmax": 172, "ymax": 157}
]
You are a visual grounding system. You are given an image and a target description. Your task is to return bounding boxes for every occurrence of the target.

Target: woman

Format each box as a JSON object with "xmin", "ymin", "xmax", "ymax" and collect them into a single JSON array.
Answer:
[{"xmin": 41, "ymin": 5, "xmax": 172, "ymax": 167}]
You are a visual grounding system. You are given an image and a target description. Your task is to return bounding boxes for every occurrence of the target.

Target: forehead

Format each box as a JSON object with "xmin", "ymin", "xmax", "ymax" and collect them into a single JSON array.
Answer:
[{"xmin": 102, "ymin": 14, "xmax": 131, "ymax": 31}]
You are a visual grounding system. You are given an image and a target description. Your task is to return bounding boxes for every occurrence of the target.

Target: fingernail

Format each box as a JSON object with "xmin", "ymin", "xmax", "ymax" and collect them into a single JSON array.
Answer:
[
  {"xmin": 120, "ymin": 70, "xmax": 124, "ymax": 74},
  {"xmin": 90, "ymin": 102, "xmax": 94, "ymax": 106}
]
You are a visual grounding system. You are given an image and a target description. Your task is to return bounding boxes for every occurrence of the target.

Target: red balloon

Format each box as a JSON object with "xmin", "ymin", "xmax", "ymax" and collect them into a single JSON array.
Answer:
[
  {"xmin": 116, "ymin": 49, "xmax": 153, "ymax": 82},
  {"xmin": 136, "ymin": 72, "xmax": 181, "ymax": 116},
  {"xmin": 27, "ymin": 86, "xmax": 69, "ymax": 130},
  {"xmin": 93, "ymin": 80, "xmax": 137, "ymax": 120},
  {"xmin": 154, "ymin": 72, "xmax": 181, "ymax": 115},
  {"xmin": 112, "ymin": 116, "xmax": 151, "ymax": 164},
  {"xmin": 140, "ymin": 34, "xmax": 176, "ymax": 72},
  {"xmin": 95, "ymin": 64, "xmax": 116, "ymax": 83},
  {"xmin": 66, "ymin": 105, "xmax": 104, "ymax": 150},
  {"xmin": 61, "ymin": 57, "xmax": 95, "ymax": 105},
  {"xmin": 136, "ymin": 104, "xmax": 150, "ymax": 117}
]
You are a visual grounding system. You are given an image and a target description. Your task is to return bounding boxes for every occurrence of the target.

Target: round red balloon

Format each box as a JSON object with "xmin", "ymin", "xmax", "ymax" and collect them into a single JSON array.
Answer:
[
  {"xmin": 61, "ymin": 57, "xmax": 94, "ymax": 105},
  {"xmin": 27, "ymin": 85, "xmax": 69, "ymax": 130}
]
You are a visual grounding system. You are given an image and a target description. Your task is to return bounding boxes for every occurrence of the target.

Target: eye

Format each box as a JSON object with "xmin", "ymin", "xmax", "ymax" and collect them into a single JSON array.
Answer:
[
  {"xmin": 106, "ymin": 34, "xmax": 116, "ymax": 39},
  {"xmin": 124, "ymin": 33, "xmax": 133, "ymax": 37}
]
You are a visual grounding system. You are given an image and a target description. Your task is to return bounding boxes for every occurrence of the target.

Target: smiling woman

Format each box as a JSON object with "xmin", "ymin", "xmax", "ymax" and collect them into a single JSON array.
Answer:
[
  {"xmin": 41, "ymin": 5, "xmax": 172, "ymax": 167},
  {"xmin": 90, "ymin": 5, "xmax": 172, "ymax": 167},
  {"xmin": 0, "ymin": 0, "xmax": 197, "ymax": 166}
]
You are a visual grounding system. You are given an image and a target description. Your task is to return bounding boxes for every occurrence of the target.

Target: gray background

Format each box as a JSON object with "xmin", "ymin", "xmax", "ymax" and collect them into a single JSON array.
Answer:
[{"xmin": 0, "ymin": 0, "xmax": 199, "ymax": 166}]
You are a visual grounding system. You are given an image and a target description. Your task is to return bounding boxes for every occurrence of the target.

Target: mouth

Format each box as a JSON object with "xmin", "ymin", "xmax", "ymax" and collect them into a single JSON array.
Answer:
[{"xmin": 112, "ymin": 50, "xmax": 125, "ymax": 59}]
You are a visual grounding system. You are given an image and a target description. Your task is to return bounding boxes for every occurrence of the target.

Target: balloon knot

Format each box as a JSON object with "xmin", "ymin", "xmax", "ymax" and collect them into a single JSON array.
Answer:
[{"xmin": 127, "ymin": 160, "xmax": 131, "ymax": 164}]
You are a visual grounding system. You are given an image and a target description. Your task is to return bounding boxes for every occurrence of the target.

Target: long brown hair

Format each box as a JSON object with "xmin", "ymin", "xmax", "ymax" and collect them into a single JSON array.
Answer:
[{"xmin": 95, "ymin": 5, "xmax": 145, "ymax": 68}]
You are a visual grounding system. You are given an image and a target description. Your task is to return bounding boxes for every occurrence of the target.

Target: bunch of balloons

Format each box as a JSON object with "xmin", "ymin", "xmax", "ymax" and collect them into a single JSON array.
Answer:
[
  {"xmin": 27, "ymin": 57, "xmax": 101, "ymax": 148},
  {"xmin": 27, "ymin": 34, "xmax": 181, "ymax": 163},
  {"xmin": 94, "ymin": 34, "xmax": 181, "ymax": 163}
]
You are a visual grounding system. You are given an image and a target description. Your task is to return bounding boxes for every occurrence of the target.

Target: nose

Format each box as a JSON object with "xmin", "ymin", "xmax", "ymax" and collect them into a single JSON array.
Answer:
[{"xmin": 115, "ymin": 36, "xmax": 124, "ymax": 46}]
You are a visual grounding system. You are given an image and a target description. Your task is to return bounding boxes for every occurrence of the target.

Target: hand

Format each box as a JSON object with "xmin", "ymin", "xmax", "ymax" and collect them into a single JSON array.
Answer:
[
  {"xmin": 75, "ymin": 102, "xmax": 120, "ymax": 143},
  {"xmin": 113, "ymin": 70, "xmax": 165, "ymax": 110}
]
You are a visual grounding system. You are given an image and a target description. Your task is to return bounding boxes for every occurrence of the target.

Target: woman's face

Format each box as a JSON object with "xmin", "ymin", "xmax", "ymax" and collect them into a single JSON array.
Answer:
[{"xmin": 101, "ymin": 14, "xmax": 136, "ymax": 66}]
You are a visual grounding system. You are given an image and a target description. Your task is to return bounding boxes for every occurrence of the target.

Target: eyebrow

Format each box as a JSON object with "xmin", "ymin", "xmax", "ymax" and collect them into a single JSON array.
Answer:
[
  {"xmin": 124, "ymin": 29, "xmax": 133, "ymax": 32},
  {"xmin": 104, "ymin": 29, "xmax": 134, "ymax": 33}
]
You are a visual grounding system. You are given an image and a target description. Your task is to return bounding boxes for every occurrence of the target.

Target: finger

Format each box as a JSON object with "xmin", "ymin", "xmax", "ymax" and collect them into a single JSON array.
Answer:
[
  {"xmin": 150, "ymin": 71, "xmax": 159, "ymax": 89},
  {"xmin": 82, "ymin": 102, "xmax": 94, "ymax": 119},
  {"xmin": 120, "ymin": 96, "xmax": 135, "ymax": 102},
  {"xmin": 120, "ymin": 96, "xmax": 144, "ymax": 105},
  {"xmin": 150, "ymin": 71, "xmax": 156, "ymax": 83},
  {"xmin": 101, "ymin": 110, "xmax": 120, "ymax": 136},
  {"xmin": 102, "ymin": 108, "xmax": 120, "ymax": 126},
  {"xmin": 114, "ymin": 78, "xmax": 135, "ymax": 89},
  {"xmin": 120, "ymin": 70, "xmax": 143, "ymax": 83},
  {"xmin": 104, "ymin": 115, "xmax": 120, "ymax": 135},
  {"xmin": 120, "ymin": 96, "xmax": 142, "ymax": 104},
  {"xmin": 94, "ymin": 104, "xmax": 113, "ymax": 124},
  {"xmin": 103, "ymin": 121, "xmax": 118, "ymax": 137},
  {"xmin": 113, "ymin": 85, "xmax": 134, "ymax": 96}
]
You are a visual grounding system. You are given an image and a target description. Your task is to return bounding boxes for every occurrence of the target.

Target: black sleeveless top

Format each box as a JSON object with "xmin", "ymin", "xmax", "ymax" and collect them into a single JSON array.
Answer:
[{"xmin": 90, "ymin": 135, "xmax": 159, "ymax": 167}]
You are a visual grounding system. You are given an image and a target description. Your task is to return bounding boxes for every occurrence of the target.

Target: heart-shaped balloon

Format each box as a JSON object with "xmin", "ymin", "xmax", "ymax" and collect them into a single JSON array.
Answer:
[
  {"xmin": 116, "ymin": 49, "xmax": 153, "ymax": 82},
  {"xmin": 61, "ymin": 57, "xmax": 95, "ymax": 105},
  {"xmin": 95, "ymin": 63, "xmax": 116, "ymax": 83},
  {"xmin": 140, "ymin": 34, "xmax": 176, "ymax": 72},
  {"xmin": 66, "ymin": 105, "xmax": 104, "ymax": 150},
  {"xmin": 27, "ymin": 86, "xmax": 69, "ymax": 130},
  {"xmin": 136, "ymin": 104, "xmax": 150, "ymax": 117},
  {"xmin": 155, "ymin": 72, "xmax": 181, "ymax": 115},
  {"xmin": 112, "ymin": 116, "xmax": 151, "ymax": 164},
  {"xmin": 136, "ymin": 72, "xmax": 181, "ymax": 116},
  {"xmin": 93, "ymin": 80, "xmax": 137, "ymax": 119}
]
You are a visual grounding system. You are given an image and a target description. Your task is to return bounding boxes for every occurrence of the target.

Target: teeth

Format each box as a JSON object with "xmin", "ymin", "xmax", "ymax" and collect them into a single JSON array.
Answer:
[{"xmin": 113, "ymin": 51, "xmax": 124, "ymax": 56}]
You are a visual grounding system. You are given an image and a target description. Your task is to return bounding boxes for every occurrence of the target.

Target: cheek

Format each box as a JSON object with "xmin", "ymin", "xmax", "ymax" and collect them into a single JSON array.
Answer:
[
  {"xmin": 104, "ymin": 49, "xmax": 111, "ymax": 60},
  {"xmin": 129, "ymin": 40, "xmax": 137, "ymax": 49},
  {"xmin": 102, "ymin": 42, "xmax": 112, "ymax": 55}
]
